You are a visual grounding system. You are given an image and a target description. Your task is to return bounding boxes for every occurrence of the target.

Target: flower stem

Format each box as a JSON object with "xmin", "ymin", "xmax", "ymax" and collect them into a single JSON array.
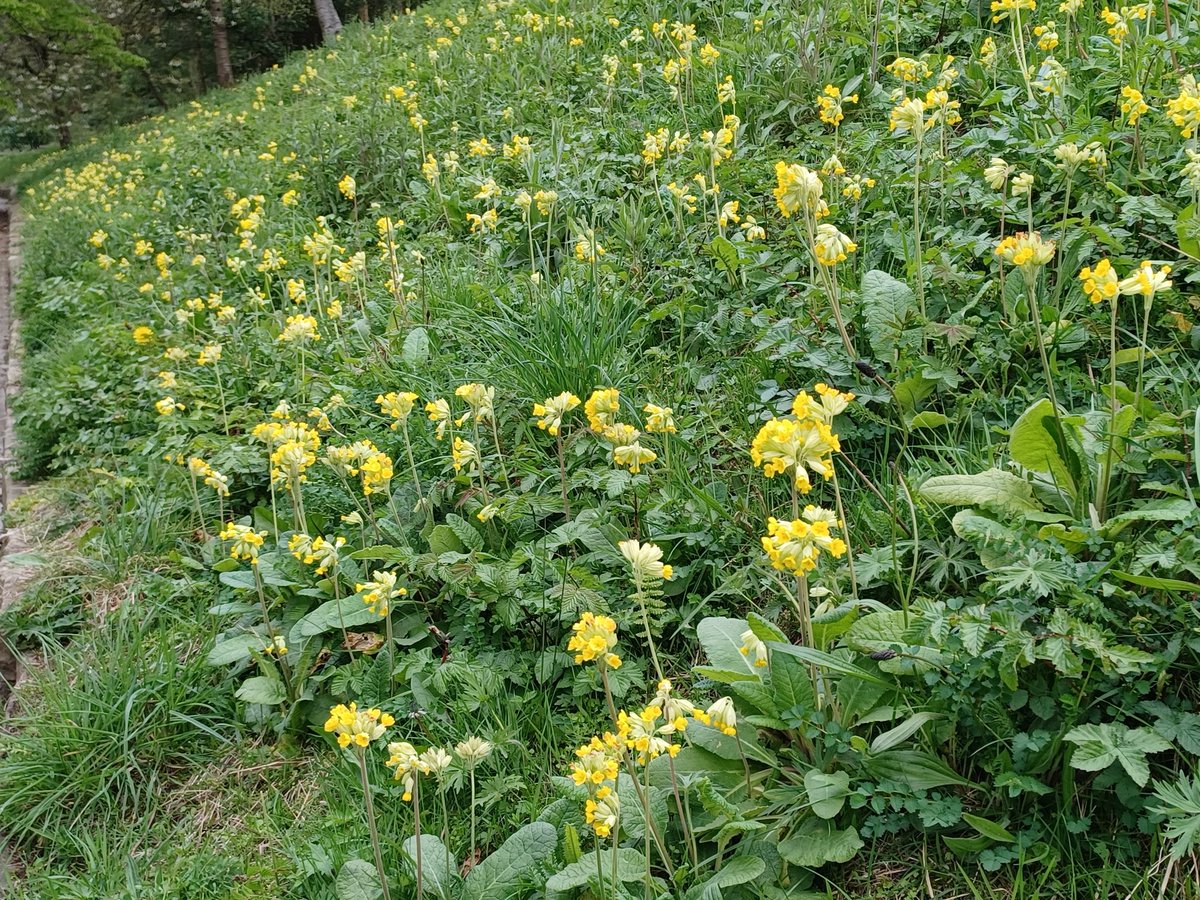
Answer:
[{"xmin": 358, "ymin": 750, "xmax": 393, "ymax": 900}]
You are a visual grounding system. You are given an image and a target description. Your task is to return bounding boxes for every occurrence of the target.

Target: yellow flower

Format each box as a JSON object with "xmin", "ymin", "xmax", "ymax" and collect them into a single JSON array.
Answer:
[
  {"xmin": 773, "ymin": 162, "xmax": 824, "ymax": 218},
  {"xmin": 359, "ymin": 450, "xmax": 393, "ymax": 496},
  {"xmin": 533, "ymin": 190, "xmax": 558, "ymax": 215},
  {"xmin": 567, "ymin": 611, "xmax": 621, "ymax": 669},
  {"xmin": 356, "ymin": 570, "xmax": 407, "ymax": 616},
  {"xmin": 454, "ymin": 383, "xmax": 495, "ymax": 423},
  {"xmin": 740, "ymin": 629, "xmax": 768, "ymax": 667},
  {"xmin": 338, "ymin": 174, "xmax": 356, "ymax": 200},
  {"xmin": 1118, "ymin": 261, "xmax": 1172, "ymax": 299},
  {"xmin": 1167, "ymin": 76, "xmax": 1200, "ymax": 138},
  {"xmin": 455, "ymin": 736, "xmax": 493, "ymax": 767},
  {"xmin": 694, "ymin": 697, "xmax": 738, "ymax": 736},
  {"xmin": 425, "ymin": 398, "xmax": 451, "ymax": 440},
  {"xmin": 571, "ymin": 737, "xmax": 620, "ymax": 787},
  {"xmin": 156, "ymin": 396, "xmax": 184, "ymax": 415},
  {"xmin": 467, "ymin": 136, "xmax": 494, "ymax": 157},
  {"xmin": 385, "ymin": 740, "xmax": 425, "ymax": 801},
  {"xmin": 980, "ymin": 36, "xmax": 998, "ymax": 68},
  {"xmin": 533, "ymin": 392, "xmax": 581, "ymax": 435},
  {"xmin": 585, "ymin": 388, "xmax": 620, "ymax": 432},
  {"xmin": 643, "ymin": 404, "xmax": 676, "ymax": 434},
  {"xmin": 886, "ymin": 56, "xmax": 932, "ymax": 82},
  {"xmin": 89, "ymin": 229, "xmax": 108, "ymax": 247},
  {"xmin": 133, "ymin": 325, "xmax": 155, "ymax": 344},
  {"xmin": 607, "ymin": 425, "xmax": 657, "ymax": 473},
  {"xmin": 698, "ymin": 42, "xmax": 720, "ymax": 65},
  {"xmin": 817, "ymin": 83, "xmax": 858, "ymax": 128},
  {"xmin": 585, "ymin": 787, "xmax": 620, "ymax": 838},
  {"xmin": 990, "ymin": 0, "xmax": 1036, "ymax": 22},
  {"xmin": 761, "ymin": 507, "xmax": 847, "ymax": 574},
  {"xmin": 1034, "ymin": 22, "xmax": 1059, "ymax": 50},
  {"xmin": 574, "ymin": 229, "xmax": 605, "ymax": 262},
  {"xmin": 994, "ymin": 231, "xmax": 1055, "ymax": 283},
  {"xmin": 750, "ymin": 417, "xmax": 840, "ymax": 492},
  {"xmin": 278, "ymin": 314, "xmax": 321, "ymax": 343},
  {"xmin": 466, "ymin": 209, "xmax": 498, "ymax": 234},
  {"xmin": 619, "ymin": 539, "xmax": 674, "ymax": 586},
  {"xmin": 157, "ymin": 370, "xmax": 176, "ymax": 389},
  {"xmin": 1079, "ymin": 260, "xmax": 1119, "ymax": 304},
  {"xmin": 1010, "ymin": 171, "xmax": 1035, "ymax": 195},
  {"xmin": 1120, "ymin": 86, "xmax": 1149, "ymax": 125},
  {"xmin": 377, "ymin": 391, "xmax": 419, "ymax": 427},
  {"xmin": 451, "ymin": 436, "xmax": 479, "ymax": 474},
  {"xmin": 888, "ymin": 97, "xmax": 929, "ymax": 139},
  {"xmin": 324, "ymin": 702, "xmax": 394, "ymax": 750},
  {"xmin": 813, "ymin": 223, "xmax": 857, "ymax": 266},
  {"xmin": 219, "ymin": 521, "xmax": 268, "ymax": 563}
]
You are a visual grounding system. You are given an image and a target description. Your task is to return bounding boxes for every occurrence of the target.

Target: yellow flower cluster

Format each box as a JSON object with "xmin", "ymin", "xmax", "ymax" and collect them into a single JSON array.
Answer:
[
  {"xmin": 185, "ymin": 456, "xmax": 230, "ymax": 498},
  {"xmin": 532, "ymin": 392, "xmax": 581, "ymax": 436},
  {"xmin": 567, "ymin": 611, "xmax": 622, "ymax": 669},
  {"xmin": 376, "ymin": 391, "xmax": 419, "ymax": 427},
  {"xmin": 761, "ymin": 507, "xmax": 848, "ymax": 574},
  {"xmin": 817, "ymin": 84, "xmax": 858, "ymax": 128},
  {"xmin": 1167, "ymin": 76, "xmax": 1200, "ymax": 138},
  {"xmin": 288, "ymin": 533, "xmax": 345, "ymax": 575},
  {"xmin": 323, "ymin": 702, "xmax": 393, "ymax": 749},
  {"xmin": 750, "ymin": 384, "xmax": 853, "ymax": 492},
  {"xmin": 356, "ymin": 569, "xmax": 407, "ymax": 616},
  {"xmin": 219, "ymin": 521, "xmax": 267, "ymax": 563}
]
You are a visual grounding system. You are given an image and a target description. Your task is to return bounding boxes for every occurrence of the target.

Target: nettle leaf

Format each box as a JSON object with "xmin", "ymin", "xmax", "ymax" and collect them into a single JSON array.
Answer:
[
  {"xmin": 460, "ymin": 821, "xmax": 556, "ymax": 900},
  {"xmin": 1064, "ymin": 723, "xmax": 1172, "ymax": 787},
  {"xmin": 919, "ymin": 469, "xmax": 1042, "ymax": 518},
  {"xmin": 445, "ymin": 513, "xmax": 485, "ymax": 552}
]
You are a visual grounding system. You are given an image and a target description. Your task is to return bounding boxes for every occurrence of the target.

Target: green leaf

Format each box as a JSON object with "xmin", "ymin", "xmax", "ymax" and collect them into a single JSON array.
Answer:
[
  {"xmin": 696, "ymin": 617, "xmax": 760, "ymax": 680},
  {"xmin": 445, "ymin": 513, "xmax": 484, "ymax": 552},
  {"xmin": 235, "ymin": 675, "xmax": 287, "ymax": 706},
  {"xmin": 1064, "ymin": 723, "xmax": 1172, "ymax": 787},
  {"xmin": 962, "ymin": 813, "xmax": 1016, "ymax": 843},
  {"xmin": 942, "ymin": 834, "xmax": 994, "ymax": 855},
  {"xmin": 910, "ymin": 411, "xmax": 951, "ymax": 428},
  {"xmin": 693, "ymin": 666, "xmax": 760, "ymax": 684},
  {"xmin": 1110, "ymin": 571, "xmax": 1200, "ymax": 594},
  {"xmin": 951, "ymin": 510, "xmax": 1024, "ymax": 569},
  {"xmin": 403, "ymin": 326, "xmax": 430, "ymax": 365},
  {"xmin": 860, "ymin": 269, "xmax": 918, "ymax": 357},
  {"xmin": 706, "ymin": 235, "xmax": 741, "ymax": 273},
  {"xmin": 351, "ymin": 545, "xmax": 408, "ymax": 562},
  {"xmin": 805, "ymin": 769, "xmax": 851, "ymax": 819},
  {"xmin": 617, "ymin": 774, "xmax": 668, "ymax": 843},
  {"xmin": 461, "ymin": 822, "xmax": 556, "ymax": 900},
  {"xmin": 1103, "ymin": 499, "xmax": 1197, "ymax": 537},
  {"xmin": 863, "ymin": 750, "xmax": 973, "ymax": 790},
  {"xmin": 770, "ymin": 650, "xmax": 815, "ymax": 713},
  {"xmin": 869, "ymin": 711, "xmax": 940, "ymax": 753},
  {"xmin": 1009, "ymin": 399, "xmax": 1079, "ymax": 501},
  {"xmin": 401, "ymin": 836, "xmax": 457, "ymax": 899},
  {"xmin": 778, "ymin": 819, "xmax": 864, "ymax": 866},
  {"xmin": 294, "ymin": 596, "xmax": 383, "ymax": 637},
  {"xmin": 206, "ymin": 633, "xmax": 265, "ymax": 666},
  {"xmin": 919, "ymin": 469, "xmax": 1042, "ymax": 517},
  {"xmin": 336, "ymin": 859, "xmax": 382, "ymax": 900},
  {"xmin": 427, "ymin": 524, "xmax": 466, "ymax": 556},
  {"xmin": 746, "ymin": 611, "xmax": 787, "ymax": 643},
  {"xmin": 545, "ymin": 849, "xmax": 645, "ymax": 896},
  {"xmin": 766, "ymin": 643, "xmax": 892, "ymax": 687}
]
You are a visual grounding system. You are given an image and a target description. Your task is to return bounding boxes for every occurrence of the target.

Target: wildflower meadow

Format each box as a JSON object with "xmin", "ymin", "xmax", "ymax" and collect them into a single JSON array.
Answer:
[{"xmin": 2, "ymin": 0, "xmax": 1200, "ymax": 896}]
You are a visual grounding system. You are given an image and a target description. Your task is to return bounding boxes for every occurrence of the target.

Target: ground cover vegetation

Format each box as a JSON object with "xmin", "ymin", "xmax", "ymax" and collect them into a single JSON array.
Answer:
[{"xmin": 2, "ymin": 0, "xmax": 1200, "ymax": 896}]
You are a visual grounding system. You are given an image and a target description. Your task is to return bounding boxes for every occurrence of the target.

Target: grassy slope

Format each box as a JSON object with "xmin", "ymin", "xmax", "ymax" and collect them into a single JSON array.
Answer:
[{"xmin": 1, "ymin": 0, "xmax": 1198, "ymax": 896}]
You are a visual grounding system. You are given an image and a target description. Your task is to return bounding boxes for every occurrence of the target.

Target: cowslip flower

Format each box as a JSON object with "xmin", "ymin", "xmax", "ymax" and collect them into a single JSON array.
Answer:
[
  {"xmin": 585, "ymin": 388, "xmax": 620, "ymax": 432},
  {"xmin": 324, "ymin": 702, "xmax": 393, "ymax": 749},
  {"xmin": 574, "ymin": 229, "xmax": 605, "ymax": 262},
  {"xmin": 425, "ymin": 398, "xmax": 452, "ymax": 440},
  {"xmin": 750, "ymin": 416, "xmax": 840, "ymax": 492},
  {"xmin": 1118, "ymin": 261, "xmax": 1172, "ymax": 299},
  {"xmin": 454, "ymin": 383, "xmax": 495, "ymax": 423},
  {"xmin": 619, "ymin": 538, "xmax": 674, "ymax": 585},
  {"xmin": 585, "ymin": 786, "xmax": 620, "ymax": 838},
  {"xmin": 571, "ymin": 735, "xmax": 621, "ymax": 788},
  {"xmin": 643, "ymin": 403, "xmax": 676, "ymax": 434},
  {"xmin": 740, "ymin": 629, "xmax": 769, "ymax": 667},
  {"xmin": 761, "ymin": 507, "xmax": 848, "ymax": 574},
  {"xmin": 773, "ymin": 162, "xmax": 824, "ymax": 218},
  {"xmin": 533, "ymin": 392, "xmax": 581, "ymax": 435},
  {"xmin": 694, "ymin": 697, "xmax": 738, "ymax": 736},
  {"xmin": 357, "ymin": 569, "xmax": 407, "ymax": 616},
  {"xmin": 279, "ymin": 314, "xmax": 321, "ymax": 343},
  {"xmin": 990, "ymin": 0, "xmax": 1036, "ymax": 23},
  {"xmin": 817, "ymin": 84, "xmax": 858, "ymax": 128},
  {"xmin": 455, "ymin": 736, "xmax": 493, "ymax": 767},
  {"xmin": 813, "ymin": 223, "xmax": 857, "ymax": 266},
  {"xmin": 156, "ymin": 396, "xmax": 184, "ymax": 416},
  {"xmin": 567, "ymin": 611, "xmax": 622, "ymax": 669},
  {"xmin": 995, "ymin": 231, "xmax": 1055, "ymax": 284},
  {"xmin": 886, "ymin": 56, "xmax": 932, "ymax": 82},
  {"xmin": 619, "ymin": 705, "xmax": 680, "ymax": 763},
  {"xmin": 1079, "ymin": 260, "xmax": 1119, "ymax": 303},
  {"xmin": 653, "ymin": 679, "xmax": 696, "ymax": 730},
  {"xmin": 377, "ymin": 391, "xmax": 419, "ymax": 427},
  {"xmin": 1167, "ymin": 76, "xmax": 1200, "ymax": 138},
  {"xmin": 888, "ymin": 97, "xmax": 929, "ymax": 140},
  {"xmin": 219, "ymin": 521, "xmax": 267, "ymax": 563},
  {"xmin": 451, "ymin": 436, "xmax": 478, "ymax": 474},
  {"xmin": 1120, "ymin": 85, "xmax": 1149, "ymax": 125},
  {"xmin": 608, "ymin": 424, "xmax": 657, "ymax": 473},
  {"xmin": 386, "ymin": 741, "xmax": 426, "ymax": 801}
]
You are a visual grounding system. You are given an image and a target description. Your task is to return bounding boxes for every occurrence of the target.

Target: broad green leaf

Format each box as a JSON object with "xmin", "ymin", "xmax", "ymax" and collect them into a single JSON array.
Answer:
[
  {"xmin": 335, "ymin": 859, "xmax": 382, "ymax": 900},
  {"xmin": 235, "ymin": 675, "xmax": 287, "ymax": 706},
  {"xmin": 770, "ymin": 650, "xmax": 814, "ymax": 713},
  {"xmin": 804, "ymin": 769, "xmax": 851, "ymax": 819},
  {"xmin": 910, "ymin": 411, "xmax": 951, "ymax": 428},
  {"xmin": 706, "ymin": 235, "xmax": 741, "ymax": 273},
  {"xmin": 919, "ymin": 469, "xmax": 1041, "ymax": 517},
  {"xmin": 860, "ymin": 269, "xmax": 918, "ymax": 357},
  {"xmin": 461, "ymin": 822, "xmax": 556, "ymax": 900},
  {"xmin": 961, "ymin": 813, "xmax": 1015, "ymax": 843},
  {"xmin": 746, "ymin": 611, "xmax": 788, "ymax": 643},
  {"xmin": 696, "ymin": 617, "xmax": 760, "ymax": 680},
  {"xmin": 351, "ymin": 545, "xmax": 408, "ymax": 562},
  {"xmin": 294, "ymin": 596, "xmax": 383, "ymax": 637},
  {"xmin": 1103, "ymin": 498, "xmax": 1196, "ymax": 537},
  {"xmin": 402, "ymin": 326, "xmax": 430, "ymax": 365},
  {"xmin": 206, "ymin": 632, "xmax": 265, "ymax": 666},
  {"xmin": 693, "ymin": 665, "xmax": 760, "ymax": 684},
  {"xmin": 401, "ymin": 835, "xmax": 457, "ymax": 899},
  {"xmin": 863, "ymin": 750, "xmax": 973, "ymax": 790},
  {"xmin": 1110, "ymin": 571, "xmax": 1200, "ymax": 594},
  {"xmin": 616, "ymin": 774, "xmax": 668, "ymax": 843},
  {"xmin": 1009, "ymin": 398, "xmax": 1079, "ymax": 501},
  {"xmin": 427, "ymin": 524, "xmax": 466, "ymax": 556},
  {"xmin": 545, "ymin": 849, "xmax": 645, "ymax": 896},
  {"xmin": 778, "ymin": 819, "xmax": 864, "ymax": 866}
]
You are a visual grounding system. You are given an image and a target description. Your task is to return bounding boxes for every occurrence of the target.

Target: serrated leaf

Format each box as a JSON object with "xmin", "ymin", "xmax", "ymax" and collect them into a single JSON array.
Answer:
[
  {"xmin": 445, "ymin": 513, "xmax": 484, "ymax": 551},
  {"xmin": 1064, "ymin": 723, "xmax": 1172, "ymax": 786},
  {"xmin": 920, "ymin": 469, "xmax": 1041, "ymax": 517}
]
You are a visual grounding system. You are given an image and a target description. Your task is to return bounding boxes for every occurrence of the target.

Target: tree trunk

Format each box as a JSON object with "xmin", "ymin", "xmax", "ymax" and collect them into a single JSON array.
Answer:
[
  {"xmin": 209, "ymin": 0, "xmax": 235, "ymax": 87},
  {"xmin": 358, "ymin": 1, "xmax": 369, "ymax": 23},
  {"xmin": 313, "ymin": 0, "xmax": 343, "ymax": 43}
]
